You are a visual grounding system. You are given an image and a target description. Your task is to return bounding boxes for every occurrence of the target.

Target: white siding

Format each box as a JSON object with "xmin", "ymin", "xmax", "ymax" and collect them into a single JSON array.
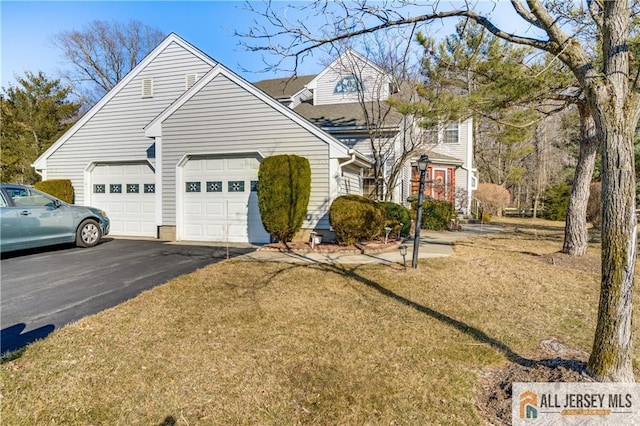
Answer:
[
  {"xmin": 430, "ymin": 119, "xmax": 472, "ymax": 167},
  {"xmin": 161, "ymin": 74, "xmax": 332, "ymax": 229},
  {"xmin": 43, "ymin": 41, "xmax": 215, "ymax": 205},
  {"xmin": 339, "ymin": 164, "xmax": 362, "ymax": 196},
  {"xmin": 314, "ymin": 56, "xmax": 390, "ymax": 106}
]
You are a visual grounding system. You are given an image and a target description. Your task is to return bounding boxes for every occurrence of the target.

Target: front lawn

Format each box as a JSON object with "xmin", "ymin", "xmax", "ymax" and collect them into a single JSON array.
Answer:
[{"xmin": 2, "ymin": 219, "xmax": 638, "ymax": 424}]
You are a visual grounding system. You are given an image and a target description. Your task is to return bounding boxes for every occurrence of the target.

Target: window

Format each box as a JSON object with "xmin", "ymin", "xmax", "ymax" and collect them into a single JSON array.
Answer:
[
  {"xmin": 110, "ymin": 184, "xmax": 122, "ymax": 194},
  {"xmin": 250, "ymin": 181, "xmax": 259, "ymax": 192},
  {"xmin": 127, "ymin": 184, "xmax": 140, "ymax": 194},
  {"xmin": 228, "ymin": 181, "xmax": 245, "ymax": 192},
  {"xmin": 144, "ymin": 184, "xmax": 156, "ymax": 194},
  {"xmin": 186, "ymin": 182, "xmax": 201, "ymax": 193},
  {"xmin": 207, "ymin": 181, "xmax": 222, "ymax": 192},
  {"xmin": 334, "ymin": 75, "xmax": 363, "ymax": 94},
  {"xmin": 94, "ymin": 184, "xmax": 106, "ymax": 194},
  {"xmin": 141, "ymin": 78, "xmax": 153, "ymax": 98},
  {"xmin": 443, "ymin": 123, "xmax": 459, "ymax": 144},
  {"xmin": 361, "ymin": 167, "xmax": 379, "ymax": 199}
]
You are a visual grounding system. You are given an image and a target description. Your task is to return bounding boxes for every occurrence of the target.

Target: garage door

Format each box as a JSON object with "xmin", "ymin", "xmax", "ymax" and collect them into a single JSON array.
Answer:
[
  {"xmin": 90, "ymin": 163, "xmax": 156, "ymax": 237},
  {"xmin": 181, "ymin": 157, "xmax": 269, "ymax": 243}
]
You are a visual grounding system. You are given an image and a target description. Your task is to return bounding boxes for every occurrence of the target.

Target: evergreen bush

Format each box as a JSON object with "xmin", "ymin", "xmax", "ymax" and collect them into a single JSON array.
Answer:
[
  {"xmin": 379, "ymin": 201, "xmax": 411, "ymax": 237},
  {"xmin": 257, "ymin": 154, "xmax": 311, "ymax": 242},
  {"xmin": 412, "ymin": 198, "xmax": 455, "ymax": 231},
  {"xmin": 329, "ymin": 195, "xmax": 386, "ymax": 245},
  {"xmin": 34, "ymin": 179, "xmax": 74, "ymax": 203},
  {"xmin": 541, "ymin": 181, "xmax": 571, "ymax": 221}
]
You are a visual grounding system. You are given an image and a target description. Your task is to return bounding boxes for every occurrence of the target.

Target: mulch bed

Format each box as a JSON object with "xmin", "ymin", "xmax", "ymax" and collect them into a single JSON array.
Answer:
[{"xmin": 259, "ymin": 239, "xmax": 404, "ymax": 254}]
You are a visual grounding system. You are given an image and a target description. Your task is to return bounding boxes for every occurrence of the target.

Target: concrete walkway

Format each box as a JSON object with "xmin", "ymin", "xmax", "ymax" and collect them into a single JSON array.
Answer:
[{"xmin": 239, "ymin": 223, "xmax": 503, "ymax": 265}]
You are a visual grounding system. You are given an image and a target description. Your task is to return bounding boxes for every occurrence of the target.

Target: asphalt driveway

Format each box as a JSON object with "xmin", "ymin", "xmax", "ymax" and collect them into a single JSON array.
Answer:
[{"xmin": 1, "ymin": 238, "xmax": 255, "ymax": 355}]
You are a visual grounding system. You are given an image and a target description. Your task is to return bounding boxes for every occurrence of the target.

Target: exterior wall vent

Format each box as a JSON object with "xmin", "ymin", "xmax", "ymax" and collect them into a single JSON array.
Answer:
[
  {"xmin": 185, "ymin": 73, "xmax": 199, "ymax": 90},
  {"xmin": 141, "ymin": 78, "xmax": 154, "ymax": 98}
]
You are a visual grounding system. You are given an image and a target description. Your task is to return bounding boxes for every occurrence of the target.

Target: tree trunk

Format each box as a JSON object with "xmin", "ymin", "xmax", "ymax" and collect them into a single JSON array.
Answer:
[
  {"xmin": 562, "ymin": 101, "xmax": 598, "ymax": 256},
  {"xmin": 588, "ymin": 111, "xmax": 636, "ymax": 382}
]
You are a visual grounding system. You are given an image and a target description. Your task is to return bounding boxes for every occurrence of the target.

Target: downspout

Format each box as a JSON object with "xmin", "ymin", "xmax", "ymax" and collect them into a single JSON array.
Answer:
[{"xmin": 339, "ymin": 149, "xmax": 357, "ymax": 172}]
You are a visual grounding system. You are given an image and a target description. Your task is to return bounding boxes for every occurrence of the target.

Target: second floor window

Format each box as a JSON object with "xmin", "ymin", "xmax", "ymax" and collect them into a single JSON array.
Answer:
[
  {"xmin": 334, "ymin": 75, "xmax": 364, "ymax": 94},
  {"xmin": 443, "ymin": 123, "xmax": 459, "ymax": 144}
]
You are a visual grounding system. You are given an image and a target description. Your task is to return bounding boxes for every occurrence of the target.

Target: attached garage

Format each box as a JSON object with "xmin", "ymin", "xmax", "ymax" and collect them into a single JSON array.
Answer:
[
  {"xmin": 178, "ymin": 155, "xmax": 269, "ymax": 244},
  {"xmin": 89, "ymin": 162, "xmax": 157, "ymax": 237}
]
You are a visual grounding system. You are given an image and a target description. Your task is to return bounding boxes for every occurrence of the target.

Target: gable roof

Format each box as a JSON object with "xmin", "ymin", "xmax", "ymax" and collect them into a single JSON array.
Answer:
[
  {"xmin": 33, "ymin": 33, "xmax": 218, "ymax": 170},
  {"xmin": 306, "ymin": 49, "xmax": 389, "ymax": 91},
  {"xmin": 145, "ymin": 63, "xmax": 370, "ymax": 164}
]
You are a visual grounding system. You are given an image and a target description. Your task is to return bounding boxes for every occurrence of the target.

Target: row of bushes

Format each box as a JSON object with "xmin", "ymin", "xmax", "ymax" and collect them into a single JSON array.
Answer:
[
  {"xmin": 258, "ymin": 154, "xmax": 458, "ymax": 246},
  {"xmin": 328, "ymin": 195, "xmax": 412, "ymax": 245}
]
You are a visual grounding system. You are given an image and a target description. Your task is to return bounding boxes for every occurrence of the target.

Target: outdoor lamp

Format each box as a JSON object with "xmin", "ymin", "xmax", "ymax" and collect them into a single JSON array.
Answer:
[
  {"xmin": 412, "ymin": 154, "xmax": 430, "ymax": 268},
  {"xmin": 384, "ymin": 226, "xmax": 392, "ymax": 244},
  {"xmin": 418, "ymin": 154, "xmax": 429, "ymax": 172},
  {"xmin": 399, "ymin": 245, "xmax": 408, "ymax": 270}
]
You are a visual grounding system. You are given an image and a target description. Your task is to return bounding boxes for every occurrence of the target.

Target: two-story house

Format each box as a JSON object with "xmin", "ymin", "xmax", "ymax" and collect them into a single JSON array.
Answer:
[
  {"xmin": 255, "ymin": 49, "xmax": 477, "ymax": 213},
  {"xmin": 33, "ymin": 34, "xmax": 370, "ymax": 244}
]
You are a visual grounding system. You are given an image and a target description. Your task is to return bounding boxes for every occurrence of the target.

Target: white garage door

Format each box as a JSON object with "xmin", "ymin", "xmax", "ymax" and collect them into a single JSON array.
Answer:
[
  {"xmin": 91, "ymin": 163, "xmax": 156, "ymax": 237},
  {"xmin": 181, "ymin": 157, "xmax": 269, "ymax": 243}
]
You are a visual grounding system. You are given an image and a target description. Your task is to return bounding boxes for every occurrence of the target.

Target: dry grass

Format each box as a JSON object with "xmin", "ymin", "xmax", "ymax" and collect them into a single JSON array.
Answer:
[{"xmin": 1, "ymin": 218, "xmax": 638, "ymax": 425}]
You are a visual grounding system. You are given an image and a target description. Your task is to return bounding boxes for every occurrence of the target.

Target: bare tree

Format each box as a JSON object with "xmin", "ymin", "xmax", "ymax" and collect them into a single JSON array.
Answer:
[
  {"xmin": 243, "ymin": 0, "xmax": 640, "ymax": 382},
  {"xmin": 332, "ymin": 30, "xmax": 427, "ymax": 201},
  {"xmin": 54, "ymin": 20, "xmax": 165, "ymax": 105}
]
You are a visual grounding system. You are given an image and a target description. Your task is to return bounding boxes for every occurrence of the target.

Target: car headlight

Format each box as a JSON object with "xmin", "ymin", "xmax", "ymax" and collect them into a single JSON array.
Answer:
[{"xmin": 99, "ymin": 210, "xmax": 108, "ymax": 218}]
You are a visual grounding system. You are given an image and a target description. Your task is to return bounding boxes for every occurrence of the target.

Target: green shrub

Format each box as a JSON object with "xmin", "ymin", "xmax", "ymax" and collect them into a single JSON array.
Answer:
[
  {"xmin": 329, "ymin": 195, "xmax": 386, "ymax": 245},
  {"xmin": 412, "ymin": 198, "xmax": 455, "ymax": 231},
  {"xmin": 34, "ymin": 179, "xmax": 74, "ymax": 203},
  {"xmin": 257, "ymin": 154, "xmax": 311, "ymax": 242},
  {"xmin": 541, "ymin": 181, "xmax": 571, "ymax": 221},
  {"xmin": 379, "ymin": 201, "xmax": 411, "ymax": 237}
]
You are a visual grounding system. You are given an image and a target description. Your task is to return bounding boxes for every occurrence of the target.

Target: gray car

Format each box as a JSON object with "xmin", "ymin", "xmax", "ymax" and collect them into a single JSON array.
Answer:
[{"xmin": 0, "ymin": 184, "xmax": 110, "ymax": 253}]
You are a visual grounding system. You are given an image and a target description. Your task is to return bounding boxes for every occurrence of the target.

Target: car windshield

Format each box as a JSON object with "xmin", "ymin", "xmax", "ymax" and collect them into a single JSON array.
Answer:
[{"xmin": 4, "ymin": 187, "xmax": 57, "ymax": 208}]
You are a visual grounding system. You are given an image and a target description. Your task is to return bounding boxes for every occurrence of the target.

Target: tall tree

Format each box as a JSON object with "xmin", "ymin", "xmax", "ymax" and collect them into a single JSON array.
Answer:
[
  {"xmin": 244, "ymin": 0, "xmax": 640, "ymax": 382},
  {"xmin": 1, "ymin": 71, "xmax": 81, "ymax": 184},
  {"xmin": 53, "ymin": 20, "xmax": 165, "ymax": 105}
]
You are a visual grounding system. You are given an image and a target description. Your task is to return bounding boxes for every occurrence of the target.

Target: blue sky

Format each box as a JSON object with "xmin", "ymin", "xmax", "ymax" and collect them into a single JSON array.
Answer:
[
  {"xmin": 1, "ymin": 1, "xmax": 287, "ymax": 88},
  {"xmin": 1, "ymin": 1, "xmax": 533, "ymax": 90}
]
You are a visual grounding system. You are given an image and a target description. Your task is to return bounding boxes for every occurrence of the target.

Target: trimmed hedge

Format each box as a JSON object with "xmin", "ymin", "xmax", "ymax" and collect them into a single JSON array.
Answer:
[
  {"xmin": 379, "ymin": 201, "xmax": 411, "ymax": 237},
  {"xmin": 412, "ymin": 198, "xmax": 455, "ymax": 231},
  {"xmin": 34, "ymin": 179, "xmax": 74, "ymax": 203},
  {"xmin": 329, "ymin": 195, "xmax": 386, "ymax": 245},
  {"xmin": 257, "ymin": 154, "xmax": 311, "ymax": 242}
]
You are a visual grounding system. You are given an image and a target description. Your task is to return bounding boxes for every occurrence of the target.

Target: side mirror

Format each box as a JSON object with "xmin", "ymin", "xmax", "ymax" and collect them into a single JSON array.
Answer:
[{"xmin": 52, "ymin": 199, "xmax": 63, "ymax": 208}]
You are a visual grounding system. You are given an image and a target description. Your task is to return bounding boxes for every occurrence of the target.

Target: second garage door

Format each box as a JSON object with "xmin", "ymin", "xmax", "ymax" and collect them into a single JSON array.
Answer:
[{"xmin": 181, "ymin": 156, "xmax": 269, "ymax": 243}]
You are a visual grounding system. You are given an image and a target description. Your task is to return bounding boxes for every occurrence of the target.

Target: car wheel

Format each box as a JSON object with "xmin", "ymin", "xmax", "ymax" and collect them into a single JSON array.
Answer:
[{"xmin": 76, "ymin": 219, "xmax": 102, "ymax": 248}]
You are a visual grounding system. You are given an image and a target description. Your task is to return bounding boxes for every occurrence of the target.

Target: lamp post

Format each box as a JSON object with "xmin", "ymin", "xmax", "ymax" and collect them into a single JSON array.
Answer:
[{"xmin": 412, "ymin": 154, "xmax": 430, "ymax": 268}]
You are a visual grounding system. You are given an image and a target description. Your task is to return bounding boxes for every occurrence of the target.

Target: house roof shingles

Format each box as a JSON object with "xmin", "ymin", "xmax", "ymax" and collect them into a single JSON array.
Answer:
[{"xmin": 253, "ymin": 75, "xmax": 316, "ymax": 98}]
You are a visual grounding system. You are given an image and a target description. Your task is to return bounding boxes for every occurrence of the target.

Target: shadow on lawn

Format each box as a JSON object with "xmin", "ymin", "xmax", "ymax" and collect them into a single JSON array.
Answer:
[
  {"xmin": 1, "ymin": 323, "xmax": 55, "ymax": 360},
  {"xmin": 317, "ymin": 262, "xmax": 587, "ymax": 372}
]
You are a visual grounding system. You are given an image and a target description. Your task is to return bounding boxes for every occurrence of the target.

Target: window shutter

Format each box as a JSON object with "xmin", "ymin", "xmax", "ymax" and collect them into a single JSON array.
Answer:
[
  {"xmin": 185, "ymin": 73, "xmax": 198, "ymax": 89},
  {"xmin": 141, "ymin": 78, "xmax": 154, "ymax": 98}
]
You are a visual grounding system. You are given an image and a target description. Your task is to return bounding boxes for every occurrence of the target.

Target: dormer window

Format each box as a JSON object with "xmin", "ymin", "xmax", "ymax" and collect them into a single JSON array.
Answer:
[{"xmin": 334, "ymin": 75, "xmax": 363, "ymax": 94}]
